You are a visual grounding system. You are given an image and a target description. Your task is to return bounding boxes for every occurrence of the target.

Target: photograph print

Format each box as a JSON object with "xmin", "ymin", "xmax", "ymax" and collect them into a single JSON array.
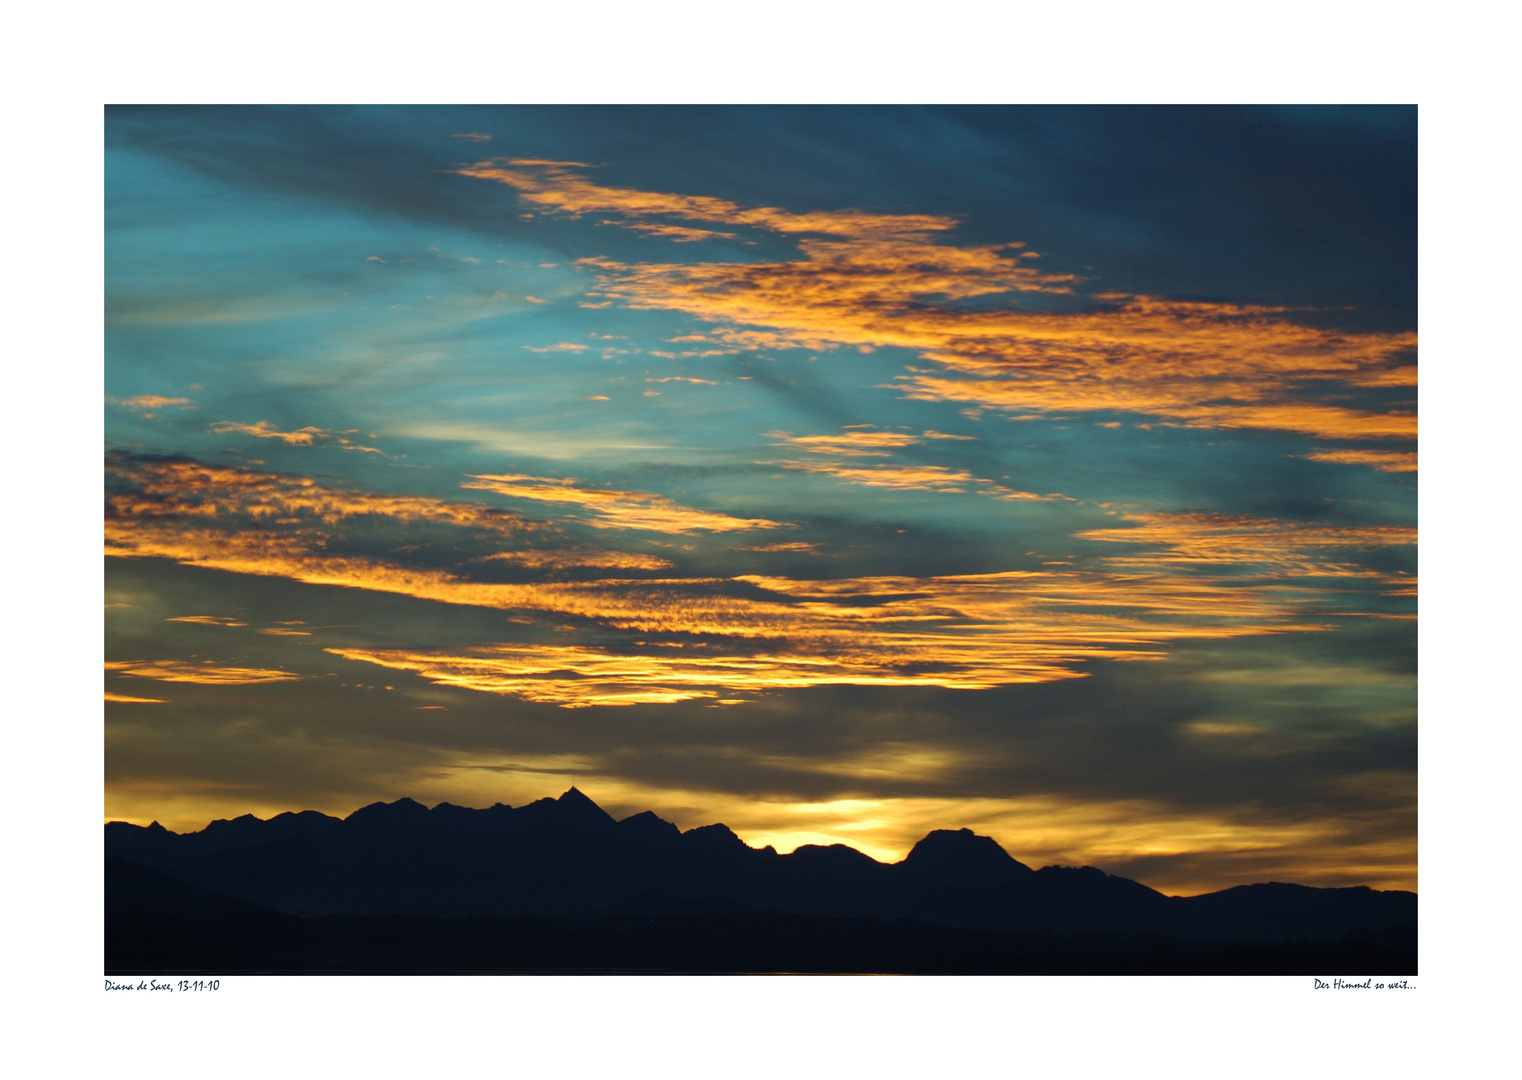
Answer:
[{"xmin": 104, "ymin": 105, "xmax": 1417, "ymax": 975}]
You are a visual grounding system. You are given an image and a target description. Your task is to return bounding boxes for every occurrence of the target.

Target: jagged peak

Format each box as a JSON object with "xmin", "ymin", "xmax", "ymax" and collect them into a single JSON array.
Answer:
[{"xmin": 681, "ymin": 822, "xmax": 749, "ymax": 850}]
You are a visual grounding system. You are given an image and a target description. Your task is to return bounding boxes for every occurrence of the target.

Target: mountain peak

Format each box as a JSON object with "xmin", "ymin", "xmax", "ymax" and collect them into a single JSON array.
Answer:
[
  {"xmin": 903, "ymin": 828, "xmax": 1032, "ymax": 875},
  {"xmin": 548, "ymin": 786, "xmax": 616, "ymax": 827},
  {"xmin": 345, "ymin": 797, "xmax": 430, "ymax": 827}
]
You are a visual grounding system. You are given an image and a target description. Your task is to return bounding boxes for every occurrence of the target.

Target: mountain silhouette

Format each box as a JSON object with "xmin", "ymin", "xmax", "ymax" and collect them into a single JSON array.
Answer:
[
  {"xmin": 105, "ymin": 788, "xmax": 1416, "ymax": 973},
  {"xmin": 106, "ymin": 788, "xmax": 1414, "ymax": 937}
]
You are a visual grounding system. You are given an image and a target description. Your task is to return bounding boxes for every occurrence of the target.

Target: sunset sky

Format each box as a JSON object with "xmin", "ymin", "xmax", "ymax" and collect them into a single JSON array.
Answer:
[{"xmin": 104, "ymin": 106, "xmax": 1416, "ymax": 895}]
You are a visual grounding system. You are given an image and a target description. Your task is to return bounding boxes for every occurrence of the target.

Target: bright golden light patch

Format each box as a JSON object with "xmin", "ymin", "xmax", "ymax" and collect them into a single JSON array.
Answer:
[
  {"xmin": 105, "ymin": 691, "xmax": 167, "ymax": 703},
  {"xmin": 461, "ymin": 472, "xmax": 785, "ymax": 533},
  {"xmin": 364, "ymin": 765, "xmax": 1416, "ymax": 895},
  {"xmin": 106, "ymin": 660, "xmax": 301, "ymax": 684}
]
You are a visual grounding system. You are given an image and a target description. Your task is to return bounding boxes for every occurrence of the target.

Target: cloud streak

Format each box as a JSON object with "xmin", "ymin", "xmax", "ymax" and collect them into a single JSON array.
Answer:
[
  {"xmin": 1303, "ymin": 448, "xmax": 1418, "ymax": 472},
  {"xmin": 106, "ymin": 453, "xmax": 1412, "ymax": 707},
  {"xmin": 461, "ymin": 472, "xmax": 786, "ymax": 533},
  {"xmin": 106, "ymin": 660, "xmax": 300, "ymax": 685},
  {"xmin": 460, "ymin": 162, "xmax": 1415, "ymax": 443}
]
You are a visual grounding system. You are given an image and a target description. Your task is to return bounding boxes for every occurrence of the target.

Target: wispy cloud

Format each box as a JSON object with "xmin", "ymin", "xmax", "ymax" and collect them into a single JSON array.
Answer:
[
  {"xmin": 1076, "ymin": 510, "xmax": 1416, "ymax": 581},
  {"xmin": 106, "ymin": 454, "xmax": 1409, "ymax": 708},
  {"xmin": 764, "ymin": 427, "xmax": 1059, "ymax": 500},
  {"xmin": 461, "ymin": 472, "xmax": 786, "ymax": 533},
  {"xmin": 478, "ymin": 550, "xmax": 674, "ymax": 571},
  {"xmin": 615, "ymin": 221, "xmax": 736, "ymax": 243},
  {"xmin": 740, "ymin": 541, "xmax": 825, "ymax": 554},
  {"xmin": 458, "ymin": 162, "xmax": 1416, "ymax": 442},
  {"xmin": 208, "ymin": 421, "xmax": 385, "ymax": 454},
  {"xmin": 166, "ymin": 615, "xmax": 248, "ymax": 627},
  {"xmin": 208, "ymin": 421, "xmax": 330, "ymax": 446},
  {"xmin": 104, "ymin": 691, "xmax": 166, "ymax": 703},
  {"xmin": 777, "ymin": 459, "xmax": 1057, "ymax": 500},
  {"xmin": 766, "ymin": 429, "xmax": 922, "ymax": 457},
  {"xmin": 114, "ymin": 395, "xmax": 195, "ymax": 411},
  {"xmin": 328, "ymin": 564, "xmax": 1328, "ymax": 708},
  {"xmin": 1303, "ymin": 448, "xmax": 1418, "ymax": 472},
  {"xmin": 106, "ymin": 660, "xmax": 300, "ymax": 684}
]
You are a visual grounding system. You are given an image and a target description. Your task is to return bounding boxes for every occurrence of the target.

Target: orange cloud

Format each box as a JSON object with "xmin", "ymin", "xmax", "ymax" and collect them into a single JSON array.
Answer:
[
  {"xmin": 116, "ymin": 395, "xmax": 194, "ymax": 410},
  {"xmin": 458, "ymin": 162, "xmax": 1415, "ymax": 442},
  {"xmin": 108, "ymin": 455, "xmax": 535, "ymax": 533},
  {"xmin": 615, "ymin": 221, "xmax": 736, "ymax": 243},
  {"xmin": 767, "ymin": 429, "xmax": 922, "ymax": 457},
  {"xmin": 166, "ymin": 615, "xmax": 248, "ymax": 627},
  {"xmin": 106, "ymin": 660, "xmax": 300, "ymax": 684},
  {"xmin": 461, "ymin": 473, "xmax": 786, "ymax": 533},
  {"xmin": 327, "ymin": 561, "xmax": 1330, "ymax": 708},
  {"xmin": 762, "ymin": 427, "xmax": 1058, "ymax": 500},
  {"xmin": 107, "ymin": 455, "xmax": 1409, "ymax": 708},
  {"xmin": 774, "ymin": 459, "xmax": 1059, "ymax": 501},
  {"xmin": 208, "ymin": 421, "xmax": 330, "ymax": 445},
  {"xmin": 105, "ymin": 691, "xmax": 166, "ymax": 703},
  {"xmin": 1304, "ymin": 448, "xmax": 1418, "ymax": 472},
  {"xmin": 478, "ymin": 550, "xmax": 674, "ymax": 571},
  {"xmin": 458, "ymin": 159, "xmax": 995, "ymax": 246},
  {"xmin": 1076, "ymin": 511, "xmax": 1416, "ymax": 580}
]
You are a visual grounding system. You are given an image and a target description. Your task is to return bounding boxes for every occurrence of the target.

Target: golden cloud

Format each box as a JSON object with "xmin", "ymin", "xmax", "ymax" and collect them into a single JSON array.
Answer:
[
  {"xmin": 773, "ymin": 459, "xmax": 1059, "ymax": 501},
  {"xmin": 478, "ymin": 549, "xmax": 674, "ymax": 571},
  {"xmin": 1076, "ymin": 511, "xmax": 1417, "ymax": 580},
  {"xmin": 107, "ymin": 456, "xmax": 1410, "ymax": 708},
  {"xmin": 208, "ymin": 420, "xmax": 331, "ymax": 445},
  {"xmin": 1304, "ymin": 448, "xmax": 1419, "ymax": 472},
  {"xmin": 116, "ymin": 395, "xmax": 194, "ymax": 410},
  {"xmin": 106, "ymin": 660, "xmax": 300, "ymax": 685},
  {"xmin": 459, "ymin": 162, "xmax": 1415, "ymax": 442},
  {"xmin": 766, "ymin": 429, "xmax": 922, "ymax": 457},
  {"xmin": 461, "ymin": 472, "xmax": 786, "ymax": 533},
  {"xmin": 616, "ymin": 221, "xmax": 737, "ymax": 243}
]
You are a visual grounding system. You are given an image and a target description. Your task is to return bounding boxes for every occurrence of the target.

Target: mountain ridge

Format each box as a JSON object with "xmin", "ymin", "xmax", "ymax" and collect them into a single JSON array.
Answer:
[{"xmin": 105, "ymin": 788, "xmax": 1414, "ymax": 945}]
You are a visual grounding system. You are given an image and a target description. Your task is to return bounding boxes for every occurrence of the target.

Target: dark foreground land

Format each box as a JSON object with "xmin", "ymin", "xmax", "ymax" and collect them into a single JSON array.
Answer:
[
  {"xmin": 107, "ymin": 908, "xmax": 1415, "ymax": 976},
  {"xmin": 106, "ymin": 789, "xmax": 1416, "ymax": 975}
]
